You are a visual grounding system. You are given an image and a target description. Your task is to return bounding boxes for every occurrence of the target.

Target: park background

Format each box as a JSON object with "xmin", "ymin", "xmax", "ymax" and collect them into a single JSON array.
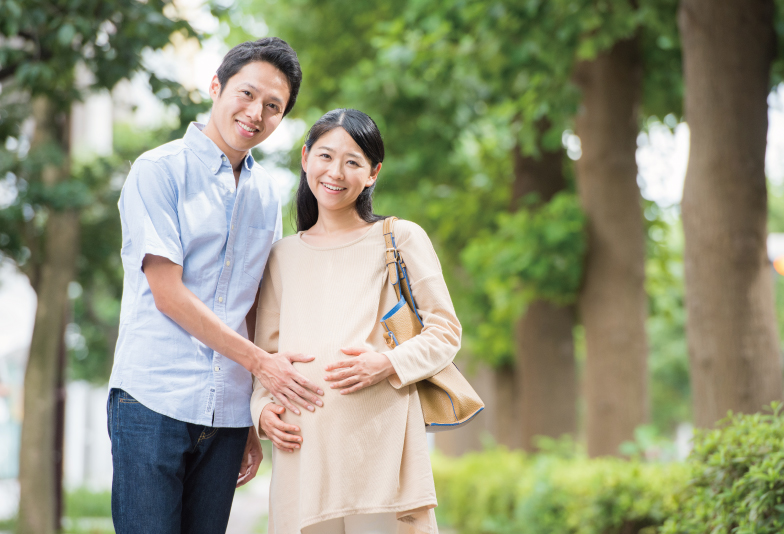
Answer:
[{"xmin": 2, "ymin": 0, "xmax": 784, "ymax": 533}]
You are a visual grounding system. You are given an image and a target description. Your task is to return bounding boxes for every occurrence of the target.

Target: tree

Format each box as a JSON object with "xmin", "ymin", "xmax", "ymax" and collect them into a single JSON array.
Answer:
[
  {"xmin": 573, "ymin": 36, "xmax": 650, "ymax": 456},
  {"xmin": 679, "ymin": 0, "xmax": 783, "ymax": 427},
  {"xmin": 0, "ymin": 2, "xmax": 205, "ymax": 531},
  {"xmin": 234, "ymin": 0, "xmax": 685, "ymax": 454}
]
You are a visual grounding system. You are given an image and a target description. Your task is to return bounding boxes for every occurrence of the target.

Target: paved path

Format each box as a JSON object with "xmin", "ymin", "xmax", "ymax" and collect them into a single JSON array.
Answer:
[{"xmin": 227, "ymin": 472, "xmax": 271, "ymax": 534}]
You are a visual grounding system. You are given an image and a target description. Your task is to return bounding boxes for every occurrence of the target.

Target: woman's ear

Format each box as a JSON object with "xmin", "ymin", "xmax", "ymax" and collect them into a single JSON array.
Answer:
[
  {"xmin": 365, "ymin": 162, "xmax": 382, "ymax": 187},
  {"xmin": 301, "ymin": 145, "xmax": 309, "ymax": 171}
]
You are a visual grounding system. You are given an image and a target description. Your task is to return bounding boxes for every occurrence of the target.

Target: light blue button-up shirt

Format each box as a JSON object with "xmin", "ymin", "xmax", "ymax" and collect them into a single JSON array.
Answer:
[{"xmin": 109, "ymin": 123, "xmax": 282, "ymax": 427}]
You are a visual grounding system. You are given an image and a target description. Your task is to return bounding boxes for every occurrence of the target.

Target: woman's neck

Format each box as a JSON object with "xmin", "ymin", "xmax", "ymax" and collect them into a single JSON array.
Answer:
[{"xmin": 302, "ymin": 206, "xmax": 373, "ymax": 246}]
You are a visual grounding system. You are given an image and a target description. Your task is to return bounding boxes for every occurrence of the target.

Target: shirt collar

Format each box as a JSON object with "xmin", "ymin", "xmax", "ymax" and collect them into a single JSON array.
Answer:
[{"xmin": 184, "ymin": 122, "xmax": 255, "ymax": 174}]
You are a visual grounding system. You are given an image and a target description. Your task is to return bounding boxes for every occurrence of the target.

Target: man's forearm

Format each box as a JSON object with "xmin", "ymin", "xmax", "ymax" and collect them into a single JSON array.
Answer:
[{"xmin": 151, "ymin": 271, "xmax": 266, "ymax": 375}]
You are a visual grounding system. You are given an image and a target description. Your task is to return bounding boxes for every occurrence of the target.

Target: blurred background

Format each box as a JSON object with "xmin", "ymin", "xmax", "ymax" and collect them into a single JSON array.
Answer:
[{"xmin": 2, "ymin": 0, "xmax": 784, "ymax": 533}]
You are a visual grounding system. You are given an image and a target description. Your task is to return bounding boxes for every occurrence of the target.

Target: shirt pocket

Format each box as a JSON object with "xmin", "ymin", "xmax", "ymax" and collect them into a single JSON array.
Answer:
[{"xmin": 243, "ymin": 227, "xmax": 274, "ymax": 284}]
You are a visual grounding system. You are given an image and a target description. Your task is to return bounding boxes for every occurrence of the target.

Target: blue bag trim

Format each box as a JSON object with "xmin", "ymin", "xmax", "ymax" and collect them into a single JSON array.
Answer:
[
  {"xmin": 427, "ymin": 407, "xmax": 484, "ymax": 428},
  {"xmin": 399, "ymin": 263, "xmax": 424, "ymax": 326},
  {"xmin": 381, "ymin": 296, "xmax": 409, "ymax": 321}
]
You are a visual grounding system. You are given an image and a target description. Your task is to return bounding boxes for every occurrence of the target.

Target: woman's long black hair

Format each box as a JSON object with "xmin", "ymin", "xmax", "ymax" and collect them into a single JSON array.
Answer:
[{"xmin": 295, "ymin": 108, "xmax": 386, "ymax": 232}]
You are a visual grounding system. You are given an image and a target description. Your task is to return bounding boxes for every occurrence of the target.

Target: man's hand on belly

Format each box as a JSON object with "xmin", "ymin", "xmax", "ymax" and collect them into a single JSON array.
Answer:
[
  {"xmin": 256, "ymin": 351, "xmax": 325, "ymax": 415},
  {"xmin": 323, "ymin": 347, "xmax": 397, "ymax": 394}
]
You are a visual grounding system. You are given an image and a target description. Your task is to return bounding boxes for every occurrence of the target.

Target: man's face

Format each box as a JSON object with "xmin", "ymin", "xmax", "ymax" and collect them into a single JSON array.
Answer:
[{"xmin": 206, "ymin": 61, "xmax": 290, "ymax": 158}]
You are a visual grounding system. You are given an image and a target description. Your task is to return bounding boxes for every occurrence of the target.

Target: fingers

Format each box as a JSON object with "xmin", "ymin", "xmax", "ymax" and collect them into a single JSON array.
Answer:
[
  {"xmin": 339, "ymin": 381, "xmax": 369, "ymax": 395},
  {"xmin": 276, "ymin": 394, "xmax": 302, "ymax": 416},
  {"xmin": 287, "ymin": 353, "xmax": 316, "ymax": 363},
  {"xmin": 329, "ymin": 375, "xmax": 362, "ymax": 390},
  {"xmin": 289, "ymin": 375, "xmax": 324, "ymax": 407},
  {"xmin": 291, "ymin": 372, "xmax": 324, "ymax": 398},
  {"xmin": 340, "ymin": 346, "xmax": 365, "ymax": 356},
  {"xmin": 324, "ymin": 360, "xmax": 354, "ymax": 373},
  {"xmin": 270, "ymin": 427, "xmax": 301, "ymax": 452},
  {"xmin": 261, "ymin": 404, "xmax": 302, "ymax": 453},
  {"xmin": 324, "ymin": 365, "xmax": 357, "ymax": 382}
]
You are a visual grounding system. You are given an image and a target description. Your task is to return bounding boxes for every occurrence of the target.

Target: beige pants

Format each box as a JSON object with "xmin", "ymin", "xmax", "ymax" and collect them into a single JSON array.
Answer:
[{"xmin": 302, "ymin": 512, "xmax": 399, "ymax": 534}]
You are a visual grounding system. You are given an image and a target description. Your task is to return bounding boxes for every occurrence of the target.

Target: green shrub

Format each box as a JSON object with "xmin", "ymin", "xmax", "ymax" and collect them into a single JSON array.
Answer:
[
  {"xmin": 432, "ymin": 447, "xmax": 687, "ymax": 534},
  {"xmin": 64, "ymin": 488, "xmax": 112, "ymax": 518},
  {"xmin": 660, "ymin": 404, "xmax": 784, "ymax": 534}
]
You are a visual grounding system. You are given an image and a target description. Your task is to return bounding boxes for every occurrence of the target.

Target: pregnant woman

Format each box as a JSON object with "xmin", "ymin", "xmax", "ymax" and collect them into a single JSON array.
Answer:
[{"xmin": 249, "ymin": 108, "xmax": 461, "ymax": 534}]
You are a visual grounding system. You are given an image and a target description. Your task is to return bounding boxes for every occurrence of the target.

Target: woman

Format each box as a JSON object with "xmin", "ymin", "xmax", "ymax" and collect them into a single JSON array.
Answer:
[{"xmin": 250, "ymin": 109, "xmax": 461, "ymax": 534}]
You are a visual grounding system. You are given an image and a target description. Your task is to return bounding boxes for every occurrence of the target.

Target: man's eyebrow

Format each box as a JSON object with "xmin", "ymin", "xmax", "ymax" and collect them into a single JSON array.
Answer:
[{"xmin": 236, "ymin": 82, "xmax": 259, "ymax": 92}]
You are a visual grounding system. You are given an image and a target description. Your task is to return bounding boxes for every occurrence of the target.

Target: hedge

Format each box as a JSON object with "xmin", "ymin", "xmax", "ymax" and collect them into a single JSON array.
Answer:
[{"xmin": 432, "ymin": 404, "xmax": 784, "ymax": 534}]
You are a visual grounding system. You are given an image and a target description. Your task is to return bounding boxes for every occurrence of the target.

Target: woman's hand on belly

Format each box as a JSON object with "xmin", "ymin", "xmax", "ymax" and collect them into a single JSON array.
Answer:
[
  {"xmin": 323, "ymin": 347, "xmax": 397, "ymax": 394},
  {"xmin": 260, "ymin": 404, "xmax": 302, "ymax": 453}
]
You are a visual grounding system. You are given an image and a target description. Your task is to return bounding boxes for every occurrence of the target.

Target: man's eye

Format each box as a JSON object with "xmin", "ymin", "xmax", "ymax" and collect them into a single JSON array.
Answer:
[
  {"xmin": 268, "ymin": 103, "xmax": 279, "ymax": 111},
  {"xmin": 243, "ymin": 91, "xmax": 252, "ymax": 97}
]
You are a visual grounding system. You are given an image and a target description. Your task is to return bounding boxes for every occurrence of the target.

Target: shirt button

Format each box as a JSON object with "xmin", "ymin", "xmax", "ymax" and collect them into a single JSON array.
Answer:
[
  {"xmin": 214, "ymin": 366, "xmax": 220, "ymax": 372},
  {"xmin": 231, "ymin": 225, "xmax": 235, "ymax": 230},
  {"xmin": 226, "ymin": 260, "xmax": 231, "ymax": 266},
  {"xmin": 218, "ymin": 296, "xmax": 224, "ymax": 303}
]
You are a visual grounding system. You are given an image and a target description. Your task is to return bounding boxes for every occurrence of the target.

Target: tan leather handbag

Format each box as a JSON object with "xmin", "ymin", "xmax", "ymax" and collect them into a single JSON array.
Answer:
[{"xmin": 380, "ymin": 217, "xmax": 484, "ymax": 432}]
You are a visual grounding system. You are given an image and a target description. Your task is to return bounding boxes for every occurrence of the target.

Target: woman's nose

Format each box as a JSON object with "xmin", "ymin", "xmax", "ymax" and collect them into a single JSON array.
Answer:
[{"xmin": 327, "ymin": 160, "xmax": 343, "ymax": 179}]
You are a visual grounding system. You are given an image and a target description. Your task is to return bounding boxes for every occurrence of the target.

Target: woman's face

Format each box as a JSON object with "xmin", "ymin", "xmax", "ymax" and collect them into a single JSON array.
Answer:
[{"xmin": 302, "ymin": 127, "xmax": 381, "ymax": 214}]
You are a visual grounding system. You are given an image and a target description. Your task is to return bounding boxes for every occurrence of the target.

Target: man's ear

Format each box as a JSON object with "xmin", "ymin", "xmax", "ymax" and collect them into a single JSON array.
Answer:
[
  {"xmin": 209, "ymin": 74, "xmax": 222, "ymax": 100},
  {"xmin": 365, "ymin": 162, "xmax": 382, "ymax": 187}
]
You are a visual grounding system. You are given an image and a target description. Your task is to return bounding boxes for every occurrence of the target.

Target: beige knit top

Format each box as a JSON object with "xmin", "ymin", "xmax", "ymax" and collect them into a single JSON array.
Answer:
[{"xmin": 250, "ymin": 219, "xmax": 461, "ymax": 534}]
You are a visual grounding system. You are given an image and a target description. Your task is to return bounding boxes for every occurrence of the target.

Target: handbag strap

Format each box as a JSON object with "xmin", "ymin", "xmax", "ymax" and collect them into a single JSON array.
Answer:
[
  {"xmin": 383, "ymin": 217, "xmax": 402, "ymax": 301},
  {"xmin": 382, "ymin": 217, "xmax": 422, "ymax": 323}
]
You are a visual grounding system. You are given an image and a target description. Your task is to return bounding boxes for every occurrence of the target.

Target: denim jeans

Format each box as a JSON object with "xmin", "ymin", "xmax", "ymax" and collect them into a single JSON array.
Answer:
[{"xmin": 107, "ymin": 389, "xmax": 248, "ymax": 534}]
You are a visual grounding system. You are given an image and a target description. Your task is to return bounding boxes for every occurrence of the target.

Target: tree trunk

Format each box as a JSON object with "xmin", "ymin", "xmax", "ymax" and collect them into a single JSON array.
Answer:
[
  {"xmin": 18, "ymin": 98, "xmax": 79, "ymax": 534},
  {"xmin": 679, "ymin": 0, "xmax": 783, "ymax": 427},
  {"xmin": 574, "ymin": 37, "xmax": 649, "ymax": 457},
  {"xmin": 510, "ymin": 138, "xmax": 577, "ymax": 452},
  {"xmin": 516, "ymin": 301, "xmax": 577, "ymax": 451},
  {"xmin": 493, "ymin": 363, "xmax": 520, "ymax": 448}
]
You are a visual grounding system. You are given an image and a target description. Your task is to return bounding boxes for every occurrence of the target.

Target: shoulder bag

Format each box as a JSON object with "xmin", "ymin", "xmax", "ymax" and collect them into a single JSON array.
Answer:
[{"xmin": 380, "ymin": 217, "xmax": 484, "ymax": 432}]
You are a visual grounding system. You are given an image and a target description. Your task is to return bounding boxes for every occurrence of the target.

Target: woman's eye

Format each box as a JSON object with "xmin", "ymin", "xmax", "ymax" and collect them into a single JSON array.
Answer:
[
  {"xmin": 319, "ymin": 153, "xmax": 331, "ymax": 159},
  {"xmin": 347, "ymin": 160, "xmax": 359, "ymax": 166}
]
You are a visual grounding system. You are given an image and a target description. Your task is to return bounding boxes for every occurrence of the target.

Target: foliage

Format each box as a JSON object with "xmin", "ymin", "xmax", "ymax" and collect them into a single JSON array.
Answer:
[
  {"xmin": 234, "ymin": 0, "xmax": 684, "ymax": 368},
  {"xmin": 0, "ymin": 0, "xmax": 212, "ymax": 382},
  {"xmin": 432, "ymin": 446, "xmax": 687, "ymax": 534},
  {"xmin": 64, "ymin": 488, "xmax": 112, "ymax": 518},
  {"xmin": 461, "ymin": 192, "xmax": 587, "ymax": 365},
  {"xmin": 0, "ymin": 0, "xmax": 198, "ymax": 110},
  {"xmin": 644, "ymin": 202, "xmax": 691, "ymax": 432},
  {"xmin": 435, "ymin": 409, "xmax": 784, "ymax": 533},
  {"xmin": 661, "ymin": 404, "xmax": 784, "ymax": 534}
]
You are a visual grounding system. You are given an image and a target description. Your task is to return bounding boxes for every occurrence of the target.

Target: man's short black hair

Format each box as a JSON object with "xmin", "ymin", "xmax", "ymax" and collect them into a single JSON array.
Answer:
[{"xmin": 216, "ymin": 37, "xmax": 302, "ymax": 117}]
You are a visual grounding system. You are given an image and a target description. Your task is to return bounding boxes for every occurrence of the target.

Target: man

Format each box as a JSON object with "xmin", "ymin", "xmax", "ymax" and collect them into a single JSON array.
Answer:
[{"xmin": 107, "ymin": 37, "xmax": 323, "ymax": 533}]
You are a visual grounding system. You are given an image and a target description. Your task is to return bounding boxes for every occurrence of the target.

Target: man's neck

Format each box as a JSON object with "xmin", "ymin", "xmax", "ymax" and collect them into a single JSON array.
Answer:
[{"xmin": 201, "ymin": 121, "xmax": 247, "ymax": 184}]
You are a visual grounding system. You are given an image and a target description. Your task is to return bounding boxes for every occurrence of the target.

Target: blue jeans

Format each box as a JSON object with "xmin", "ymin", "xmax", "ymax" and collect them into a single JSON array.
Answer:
[{"xmin": 107, "ymin": 389, "xmax": 248, "ymax": 534}]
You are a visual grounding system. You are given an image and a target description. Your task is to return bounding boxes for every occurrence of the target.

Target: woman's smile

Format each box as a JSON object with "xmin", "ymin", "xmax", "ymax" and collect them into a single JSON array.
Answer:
[{"xmin": 321, "ymin": 182, "xmax": 346, "ymax": 193}]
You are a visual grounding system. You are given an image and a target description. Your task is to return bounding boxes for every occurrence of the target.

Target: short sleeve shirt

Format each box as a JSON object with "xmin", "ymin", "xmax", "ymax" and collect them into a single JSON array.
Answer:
[{"xmin": 108, "ymin": 122, "xmax": 282, "ymax": 427}]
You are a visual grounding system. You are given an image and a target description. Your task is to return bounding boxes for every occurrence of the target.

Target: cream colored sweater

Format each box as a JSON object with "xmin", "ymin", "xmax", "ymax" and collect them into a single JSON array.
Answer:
[{"xmin": 250, "ymin": 219, "xmax": 462, "ymax": 534}]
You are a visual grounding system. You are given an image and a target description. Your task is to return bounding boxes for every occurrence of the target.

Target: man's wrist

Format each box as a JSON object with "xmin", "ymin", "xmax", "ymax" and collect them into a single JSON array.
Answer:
[{"xmin": 251, "ymin": 346, "xmax": 270, "ymax": 377}]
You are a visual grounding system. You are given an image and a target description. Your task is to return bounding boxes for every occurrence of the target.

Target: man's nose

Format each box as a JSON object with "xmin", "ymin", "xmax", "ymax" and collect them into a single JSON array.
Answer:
[{"xmin": 247, "ymin": 100, "xmax": 264, "ymax": 123}]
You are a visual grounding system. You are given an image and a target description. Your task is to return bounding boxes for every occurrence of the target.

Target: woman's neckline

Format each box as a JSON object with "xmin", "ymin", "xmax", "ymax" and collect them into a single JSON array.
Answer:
[{"xmin": 296, "ymin": 220, "xmax": 383, "ymax": 251}]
